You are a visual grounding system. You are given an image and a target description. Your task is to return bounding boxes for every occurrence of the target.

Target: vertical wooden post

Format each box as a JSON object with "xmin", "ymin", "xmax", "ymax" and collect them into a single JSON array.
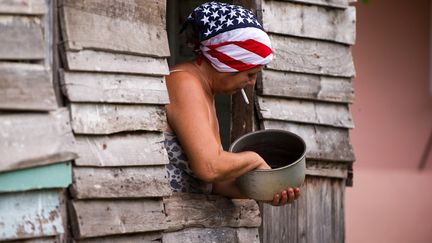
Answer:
[{"xmin": 231, "ymin": 0, "xmax": 259, "ymax": 143}]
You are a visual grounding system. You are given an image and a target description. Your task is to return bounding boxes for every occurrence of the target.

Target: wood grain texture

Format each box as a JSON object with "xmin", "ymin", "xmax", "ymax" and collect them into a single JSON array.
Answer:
[
  {"xmin": 162, "ymin": 227, "xmax": 260, "ymax": 243},
  {"xmin": 263, "ymin": 1, "xmax": 355, "ymax": 44},
  {"xmin": 164, "ymin": 193, "xmax": 261, "ymax": 231},
  {"xmin": 306, "ymin": 160, "xmax": 349, "ymax": 179},
  {"xmin": 76, "ymin": 231, "xmax": 162, "ymax": 243},
  {"xmin": 0, "ymin": 190, "xmax": 64, "ymax": 241},
  {"xmin": 0, "ymin": 0, "xmax": 47, "ymax": 15},
  {"xmin": 61, "ymin": 71, "xmax": 169, "ymax": 104},
  {"xmin": 74, "ymin": 132, "xmax": 168, "ymax": 167},
  {"xmin": 0, "ymin": 15, "xmax": 44, "ymax": 60},
  {"xmin": 267, "ymin": 34, "xmax": 355, "ymax": 78},
  {"xmin": 0, "ymin": 62, "xmax": 57, "ymax": 110},
  {"xmin": 257, "ymin": 96, "xmax": 354, "ymax": 128},
  {"xmin": 64, "ymin": 50, "xmax": 170, "ymax": 75},
  {"xmin": 70, "ymin": 103, "xmax": 167, "ymax": 134},
  {"xmin": 261, "ymin": 176, "xmax": 345, "ymax": 243},
  {"xmin": 262, "ymin": 120, "xmax": 355, "ymax": 162},
  {"xmin": 270, "ymin": 0, "xmax": 349, "ymax": 9},
  {"xmin": 0, "ymin": 108, "xmax": 77, "ymax": 172},
  {"xmin": 69, "ymin": 199, "xmax": 167, "ymax": 239},
  {"xmin": 259, "ymin": 69, "xmax": 354, "ymax": 103},
  {"xmin": 59, "ymin": 0, "xmax": 169, "ymax": 57},
  {"xmin": 71, "ymin": 166, "xmax": 171, "ymax": 199}
]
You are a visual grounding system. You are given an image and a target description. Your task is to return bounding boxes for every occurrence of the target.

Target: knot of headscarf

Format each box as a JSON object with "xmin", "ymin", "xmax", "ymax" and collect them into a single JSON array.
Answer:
[{"xmin": 182, "ymin": 1, "xmax": 273, "ymax": 72}]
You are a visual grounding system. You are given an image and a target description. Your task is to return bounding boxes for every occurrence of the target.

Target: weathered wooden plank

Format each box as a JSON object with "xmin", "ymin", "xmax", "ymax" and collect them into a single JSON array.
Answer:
[
  {"xmin": 12, "ymin": 236, "xmax": 59, "ymax": 243},
  {"xmin": 64, "ymin": 50, "xmax": 170, "ymax": 75},
  {"xmin": 0, "ymin": 15, "xmax": 44, "ymax": 60},
  {"xmin": 0, "ymin": 62, "xmax": 57, "ymax": 110},
  {"xmin": 306, "ymin": 160, "xmax": 348, "ymax": 179},
  {"xmin": 0, "ymin": 190, "xmax": 64, "ymax": 241},
  {"xmin": 306, "ymin": 177, "xmax": 344, "ymax": 243},
  {"xmin": 257, "ymin": 96, "xmax": 354, "ymax": 128},
  {"xmin": 59, "ymin": 0, "xmax": 169, "ymax": 57},
  {"xmin": 76, "ymin": 231, "xmax": 162, "ymax": 243},
  {"xmin": 0, "ymin": 162, "xmax": 72, "ymax": 193},
  {"xmin": 270, "ymin": 0, "xmax": 349, "ymax": 9},
  {"xmin": 162, "ymin": 227, "xmax": 260, "ymax": 243},
  {"xmin": 267, "ymin": 34, "xmax": 355, "ymax": 78},
  {"xmin": 71, "ymin": 166, "xmax": 171, "ymax": 199},
  {"xmin": 61, "ymin": 71, "xmax": 169, "ymax": 104},
  {"xmin": 164, "ymin": 193, "xmax": 261, "ymax": 232},
  {"xmin": 69, "ymin": 199, "xmax": 167, "ymax": 239},
  {"xmin": 0, "ymin": 108, "xmax": 77, "ymax": 172},
  {"xmin": 0, "ymin": 0, "xmax": 47, "ymax": 15},
  {"xmin": 261, "ymin": 176, "xmax": 345, "ymax": 243},
  {"xmin": 262, "ymin": 120, "xmax": 355, "ymax": 162},
  {"xmin": 70, "ymin": 103, "xmax": 167, "ymax": 134},
  {"xmin": 263, "ymin": 2, "xmax": 355, "ymax": 44},
  {"xmin": 74, "ymin": 132, "xmax": 168, "ymax": 167},
  {"xmin": 259, "ymin": 69, "xmax": 354, "ymax": 103}
]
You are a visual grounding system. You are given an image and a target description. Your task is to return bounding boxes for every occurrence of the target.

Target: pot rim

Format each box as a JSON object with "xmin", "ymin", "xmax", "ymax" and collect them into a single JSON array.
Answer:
[{"xmin": 229, "ymin": 129, "xmax": 307, "ymax": 172}]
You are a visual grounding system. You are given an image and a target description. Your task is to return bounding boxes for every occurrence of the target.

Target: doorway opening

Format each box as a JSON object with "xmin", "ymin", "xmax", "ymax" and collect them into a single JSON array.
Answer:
[{"xmin": 167, "ymin": 0, "xmax": 233, "ymax": 150}]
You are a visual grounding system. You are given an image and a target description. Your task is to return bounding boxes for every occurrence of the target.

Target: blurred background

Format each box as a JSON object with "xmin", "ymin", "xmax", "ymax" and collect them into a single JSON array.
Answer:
[{"xmin": 347, "ymin": 0, "xmax": 432, "ymax": 242}]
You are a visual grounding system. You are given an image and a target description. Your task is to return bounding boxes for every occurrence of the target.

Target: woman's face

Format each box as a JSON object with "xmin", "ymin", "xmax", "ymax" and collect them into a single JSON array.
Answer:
[{"xmin": 214, "ymin": 66, "xmax": 263, "ymax": 95}]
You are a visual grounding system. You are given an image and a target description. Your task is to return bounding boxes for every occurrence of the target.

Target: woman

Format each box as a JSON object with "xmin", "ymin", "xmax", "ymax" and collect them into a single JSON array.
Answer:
[{"xmin": 164, "ymin": 1, "xmax": 300, "ymax": 206}]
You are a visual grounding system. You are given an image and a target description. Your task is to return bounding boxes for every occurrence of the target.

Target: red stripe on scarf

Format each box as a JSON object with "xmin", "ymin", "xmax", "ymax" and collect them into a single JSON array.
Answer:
[
  {"xmin": 206, "ymin": 48, "xmax": 259, "ymax": 71},
  {"xmin": 206, "ymin": 39, "xmax": 272, "ymax": 58}
]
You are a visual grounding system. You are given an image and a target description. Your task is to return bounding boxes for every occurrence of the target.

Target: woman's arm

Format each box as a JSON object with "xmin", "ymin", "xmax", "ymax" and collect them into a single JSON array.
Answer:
[{"xmin": 165, "ymin": 71, "xmax": 270, "ymax": 183}]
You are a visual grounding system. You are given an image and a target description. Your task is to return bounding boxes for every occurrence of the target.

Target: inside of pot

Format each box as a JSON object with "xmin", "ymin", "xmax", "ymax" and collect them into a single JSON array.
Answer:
[{"xmin": 231, "ymin": 131, "xmax": 305, "ymax": 169}]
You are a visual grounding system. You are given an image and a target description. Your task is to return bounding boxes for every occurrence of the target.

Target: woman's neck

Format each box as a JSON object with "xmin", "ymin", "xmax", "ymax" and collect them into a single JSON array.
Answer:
[{"xmin": 192, "ymin": 59, "xmax": 218, "ymax": 96}]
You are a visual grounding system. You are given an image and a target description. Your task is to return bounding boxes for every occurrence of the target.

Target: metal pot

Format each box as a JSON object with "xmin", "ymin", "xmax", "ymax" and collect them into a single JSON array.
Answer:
[{"xmin": 229, "ymin": 129, "xmax": 306, "ymax": 201}]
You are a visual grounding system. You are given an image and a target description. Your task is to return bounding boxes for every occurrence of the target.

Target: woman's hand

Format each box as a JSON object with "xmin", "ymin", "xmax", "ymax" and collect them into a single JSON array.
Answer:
[{"xmin": 267, "ymin": 188, "xmax": 301, "ymax": 206}]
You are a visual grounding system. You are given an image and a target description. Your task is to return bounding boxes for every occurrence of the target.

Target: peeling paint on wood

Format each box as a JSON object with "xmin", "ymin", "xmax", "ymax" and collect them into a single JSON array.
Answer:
[{"xmin": 0, "ymin": 190, "xmax": 64, "ymax": 241}]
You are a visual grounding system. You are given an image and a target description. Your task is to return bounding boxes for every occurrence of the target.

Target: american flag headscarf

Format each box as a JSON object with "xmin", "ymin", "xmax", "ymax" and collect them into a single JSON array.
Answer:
[{"xmin": 182, "ymin": 1, "xmax": 273, "ymax": 72}]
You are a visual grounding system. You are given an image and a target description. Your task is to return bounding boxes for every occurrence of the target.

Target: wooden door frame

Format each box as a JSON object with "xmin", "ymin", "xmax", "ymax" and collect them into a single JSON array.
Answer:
[{"xmin": 230, "ymin": 0, "xmax": 260, "ymax": 142}]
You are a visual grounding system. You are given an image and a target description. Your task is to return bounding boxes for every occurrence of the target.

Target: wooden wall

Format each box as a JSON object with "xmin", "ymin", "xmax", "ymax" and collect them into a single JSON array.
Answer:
[
  {"xmin": 256, "ymin": 0, "xmax": 356, "ymax": 242},
  {"xmin": 57, "ymin": 0, "xmax": 170, "ymax": 241},
  {"xmin": 0, "ymin": 0, "xmax": 76, "ymax": 241}
]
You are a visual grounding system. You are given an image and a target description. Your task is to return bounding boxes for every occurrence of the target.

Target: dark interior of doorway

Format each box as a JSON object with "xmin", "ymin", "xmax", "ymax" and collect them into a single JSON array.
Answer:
[{"xmin": 167, "ymin": 0, "xmax": 233, "ymax": 150}]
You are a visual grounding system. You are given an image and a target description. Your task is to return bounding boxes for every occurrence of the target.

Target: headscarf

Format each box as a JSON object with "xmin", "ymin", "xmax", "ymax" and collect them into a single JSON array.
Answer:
[{"xmin": 182, "ymin": 1, "xmax": 273, "ymax": 72}]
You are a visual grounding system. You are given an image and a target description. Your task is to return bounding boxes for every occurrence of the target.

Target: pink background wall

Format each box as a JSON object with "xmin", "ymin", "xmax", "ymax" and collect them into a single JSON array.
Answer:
[{"xmin": 347, "ymin": 0, "xmax": 432, "ymax": 242}]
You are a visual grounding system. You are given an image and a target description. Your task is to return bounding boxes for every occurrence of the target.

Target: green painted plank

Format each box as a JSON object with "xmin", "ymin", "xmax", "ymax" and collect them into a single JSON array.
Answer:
[
  {"xmin": 0, "ymin": 162, "xmax": 72, "ymax": 192},
  {"xmin": 0, "ymin": 190, "xmax": 64, "ymax": 241}
]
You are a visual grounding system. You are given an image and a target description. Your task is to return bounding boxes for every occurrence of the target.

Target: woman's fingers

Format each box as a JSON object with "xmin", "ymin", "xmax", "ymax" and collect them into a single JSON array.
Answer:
[
  {"xmin": 270, "ymin": 188, "xmax": 301, "ymax": 206},
  {"xmin": 294, "ymin": 188, "xmax": 301, "ymax": 199}
]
